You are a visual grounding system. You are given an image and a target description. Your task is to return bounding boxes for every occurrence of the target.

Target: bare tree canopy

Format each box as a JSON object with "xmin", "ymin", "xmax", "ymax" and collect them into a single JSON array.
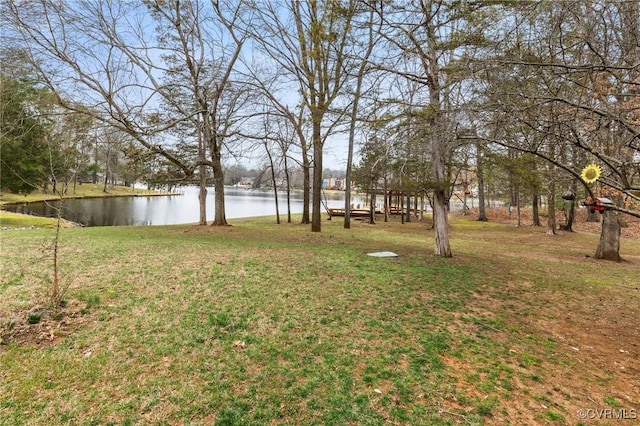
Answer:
[
  {"xmin": 3, "ymin": 0, "xmax": 249, "ymax": 225},
  {"xmin": 3, "ymin": 0, "xmax": 638, "ymax": 259}
]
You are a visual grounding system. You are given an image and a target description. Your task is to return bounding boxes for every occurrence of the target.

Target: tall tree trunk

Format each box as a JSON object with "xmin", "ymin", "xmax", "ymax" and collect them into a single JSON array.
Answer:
[
  {"xmin": 546, "ymin": 175, "xmax": 556, "ymax": 235},
  {"xmin": 266, "ymin": 143, "xmax": 280, "ymax": 224},
  {"xmin": 433, "ymin": 189, "xmax": 451, "ymax": 257},
  {"xmin": 311, "ymin": 119, "xmax": 323, "ymax": 233},
  {"xmin": 210, "ymin": 151, "xmax": 228, "ymax": 226},
  {"xmin": 384, "ymin": 179, "xmax": 390, "ymax": 222},
  {"xmin": 301, "ymin": 146, "xmax": 311, "ymax": 225},
  {"xmin": 284, "ymin": 154, "xmax": 292, "ymax": 224},
  {"xmin": 103, "ymin": 144, "xmax": 110, "ymax": 193},
  {"xmin": 196, "ymin": 109, "xmax": 209, "ymax": 224},
  {"xmin": 344, "ymin": 157, "xmax": 353, "ymax": 229},
  {"xmin": 369, "ymin": 185, "xmax": 376, "ymax": 224},
  {"xmin": 594, "ymin": 210, "xmax": 622, "ymax": 261},
  {"xmin": 509, "ymin": 170, "xmax": 518, "ymax": 208},
  {"xmin": 433, "ymin": 143, "xmax": 452, "ymax": 257},
  {"xmin": 197, "ymin": 129, "xmax": 207, "ymax": 225},
  {"xmin": 532, "ymin": 190, "xmax": 541, "ymax": 226},
  {"xmin": 476, "ymin": 143, "xmax": 488, "ymax": 221},
  {"xmin": 516, "ymin": 185, "xmax": 522, "ymax": 228},
  {"xmin": 462, "ymin": 188, "xmax": 468, "ymax": 216},
  {"xmin": 198, "ymin": 168, "xmax": 207, "ymax": 226},
  {"xmin": 345, "ymin": 6, "xmax": 377, "ymax": 228},
  {"xmin": 344, "ymin": 8, "xmax": 376, "ymax": 229}
]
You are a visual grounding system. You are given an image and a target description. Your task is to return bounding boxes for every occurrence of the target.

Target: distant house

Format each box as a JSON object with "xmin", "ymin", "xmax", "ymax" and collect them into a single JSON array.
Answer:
[
  {"xmin": 322, "ymin": 177, "xmax": 345, "ymax": 190},
  {"xmin": 237, "ymin": 177, "xmax": 255, "ymax": 187}
]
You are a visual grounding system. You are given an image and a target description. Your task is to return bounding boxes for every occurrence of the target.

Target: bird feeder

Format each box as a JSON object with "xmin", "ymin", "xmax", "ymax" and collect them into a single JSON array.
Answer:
[{"xmin": 562, "ymin": 188, "xmax": 576, "ymax": 201}]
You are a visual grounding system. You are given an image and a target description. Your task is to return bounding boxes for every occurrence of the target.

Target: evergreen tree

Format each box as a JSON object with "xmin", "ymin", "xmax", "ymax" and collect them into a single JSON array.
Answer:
[{"xmin": 0, "ymin": 76, "xmax": 49, "ymax": 194}]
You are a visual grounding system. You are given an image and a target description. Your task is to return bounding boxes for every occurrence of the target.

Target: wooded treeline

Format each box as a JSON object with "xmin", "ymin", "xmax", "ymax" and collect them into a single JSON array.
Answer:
[{"xmin": 1, "ymin": 0, "xmax": 638, "ymax": 259}]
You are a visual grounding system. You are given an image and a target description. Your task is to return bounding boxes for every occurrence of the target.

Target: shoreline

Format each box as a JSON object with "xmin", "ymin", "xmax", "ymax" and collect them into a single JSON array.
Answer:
[
  {"xmin": 0, "ymin": 185, "xmax": 179, "ymax": 207},
  {"xmin": 0, "ymin": 191, "xmax": 181, "ymax": 208}
]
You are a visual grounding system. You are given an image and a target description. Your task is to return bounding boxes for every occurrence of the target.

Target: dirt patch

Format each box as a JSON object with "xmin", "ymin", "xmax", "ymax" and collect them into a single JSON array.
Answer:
[
  {"xmin": 438, "ymin": 283, "xmax": 639, "ymax": 423},
  {"xmin": 0, "ymin": 299, "xmax": 96, "ymax": 348}
]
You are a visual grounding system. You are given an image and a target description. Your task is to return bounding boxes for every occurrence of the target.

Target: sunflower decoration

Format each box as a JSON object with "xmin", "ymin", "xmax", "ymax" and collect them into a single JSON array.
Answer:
[{"xmin": 580, "ymin": 163, "xmax": 602, "ymax": 184}]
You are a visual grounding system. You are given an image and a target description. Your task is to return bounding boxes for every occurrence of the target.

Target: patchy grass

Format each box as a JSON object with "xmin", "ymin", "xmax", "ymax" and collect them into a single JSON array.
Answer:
[
  {"xmin": 0, "ymin": 214, "xmax": 638, "ymax": 425},
  {"xmin": 0, "ymin": 211, "xmax": 76, "ymax": 229}
]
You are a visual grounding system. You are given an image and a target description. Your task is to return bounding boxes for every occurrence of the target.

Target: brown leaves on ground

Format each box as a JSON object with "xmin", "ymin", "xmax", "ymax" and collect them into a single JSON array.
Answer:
[{"xmin": 469, "ymin": 206, "xmax": 640, "ymax": 239}]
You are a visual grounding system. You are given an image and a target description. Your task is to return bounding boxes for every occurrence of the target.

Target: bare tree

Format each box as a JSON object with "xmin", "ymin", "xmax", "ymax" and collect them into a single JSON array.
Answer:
[
  {"xmin": 271, "ymin": 117, "xmax": 299, "ymax": 223},
  {"xmin": 4, "ymin": 0, "xmax": 249, "ymax": 226},
  {"xmin": 238, "ymin": 62, "xmax": 314, "ymax": 224},
  {"xmin": 247, "ymin": 0, "xmax": 360, "ymax": 232},
  {"xmin": 475, "ymin": 142, "xmax": 489, "ymax": 221},
  {"xmin": 479, "ymin": 0, "xmax": 640, "ymax": 260},
  {"xmin": 371, "ymin": 0, "xmax": 488, "ymax": 257},
  {"xmin": 343, "ymin": 5, "xmax": 381, "ymax": 229}
]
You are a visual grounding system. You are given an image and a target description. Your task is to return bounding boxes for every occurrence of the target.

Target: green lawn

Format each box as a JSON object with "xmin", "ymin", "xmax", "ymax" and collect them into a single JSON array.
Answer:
[
  {"xmin": 1, "ymin": 215, "xmax": 638, "ymax": 425},
  {"xmin": 0, "ymin": 211, "xmax": 68, "ymax": 229}
]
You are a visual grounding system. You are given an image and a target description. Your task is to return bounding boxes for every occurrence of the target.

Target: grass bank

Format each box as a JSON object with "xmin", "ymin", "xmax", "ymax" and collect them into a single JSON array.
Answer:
[
  {"xmin": 0, "ymin": 211, "xmax": 72, "ymax": 229},
  {"xmin": 0, "ymin": 183, "xmax": 174, "ymax": 206},
  {"xmin": 1, "ymin": 215, "xmax": 638, "ymax": 425}
]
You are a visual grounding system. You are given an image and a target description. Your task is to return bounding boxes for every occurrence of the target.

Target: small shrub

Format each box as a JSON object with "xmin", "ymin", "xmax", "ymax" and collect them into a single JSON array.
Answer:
[
  {"xmin": 544, "ymin": 410, "xmax": 564, "ymax": 421},
  {"xmin": 476, "ymin": 395, "xmax": 498, "ymax": 417},
  {"xmin": 27, "ymin": 314, "xmax": 42, "ymax": 324},
  {"xmin": 85, "ymin": 293, "xmax": 101, "ymax": 308},
  {"xmin": 603, "ymin": 395, "xmax": 622, "ymax": 407},
  {"xmin": 78, "ymin": 291, "xmax": 101, "ymax": 310}
]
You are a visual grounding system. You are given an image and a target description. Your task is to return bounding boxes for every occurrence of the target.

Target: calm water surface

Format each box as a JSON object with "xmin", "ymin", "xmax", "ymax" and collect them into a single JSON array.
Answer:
[{"xmin": 4, "ymin": 187, "xmax": 369, "ymax": 227}]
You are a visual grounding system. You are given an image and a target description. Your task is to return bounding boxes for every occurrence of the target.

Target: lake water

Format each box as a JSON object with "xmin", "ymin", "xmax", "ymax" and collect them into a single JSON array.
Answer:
[{"xmin": 3, "ymin": 186, "xmax": 370, "ymax": 226}]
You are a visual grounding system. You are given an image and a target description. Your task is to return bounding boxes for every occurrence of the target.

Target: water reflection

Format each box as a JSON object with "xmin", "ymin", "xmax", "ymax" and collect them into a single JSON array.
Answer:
[{"xmin": 3, "ymin": 187, "xmax": 368, "ymax": 227}]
